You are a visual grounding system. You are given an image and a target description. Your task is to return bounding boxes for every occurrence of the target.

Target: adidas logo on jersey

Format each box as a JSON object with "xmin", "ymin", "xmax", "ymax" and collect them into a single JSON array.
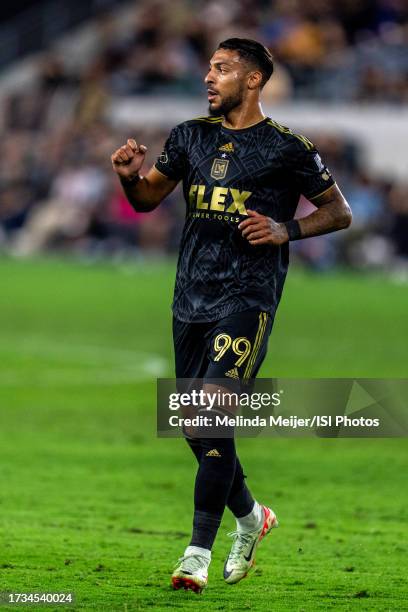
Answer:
[
  {"xmin": 206, "ymin": 448, "xmax": 221, "ymax": 457},
  {"xmin": 225, "ymin": 367, "xmax": 239, "ymax": 379},
  {"xmin": 219, "ymin": 142, "xmax": 235, "ymax": 153}
]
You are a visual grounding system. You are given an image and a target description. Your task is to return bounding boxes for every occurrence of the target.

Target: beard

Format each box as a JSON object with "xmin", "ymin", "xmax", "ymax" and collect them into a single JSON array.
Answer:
[{"xmin": 208, "ymin": 87, "xmax": 244, "ymax": 116}]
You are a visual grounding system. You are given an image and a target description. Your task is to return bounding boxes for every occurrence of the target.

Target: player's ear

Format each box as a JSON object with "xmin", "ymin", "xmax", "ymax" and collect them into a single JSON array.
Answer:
[{"xmin": 247, "ymin": 70, "xmax": 263, "ymax": 90}]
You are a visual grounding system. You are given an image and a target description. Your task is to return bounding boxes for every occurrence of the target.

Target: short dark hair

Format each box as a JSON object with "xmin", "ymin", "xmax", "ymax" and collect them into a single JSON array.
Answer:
[{"xmin": 217, "ymin": 38, "xmax": 274, "ymax": 87}]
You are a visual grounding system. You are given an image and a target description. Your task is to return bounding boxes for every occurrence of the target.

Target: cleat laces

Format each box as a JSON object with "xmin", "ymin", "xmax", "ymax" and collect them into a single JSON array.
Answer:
[
  {"xmin": 227, "ymin": 529, "xmax": 258, "ymax": 563},
  {"xmin": 175, "ymin": 554, "xmax": 208, "ymax": 574}
]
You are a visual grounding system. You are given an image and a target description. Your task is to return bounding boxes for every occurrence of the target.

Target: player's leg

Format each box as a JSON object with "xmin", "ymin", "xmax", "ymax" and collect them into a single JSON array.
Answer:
[
  {"xmin": 207, "ymin": 309, "xmax": 272, "ymax": 524},
  {"xmin": 184, "ymin": 429, "xmax": 255, "ymax": 524},
  {"xmin": 185, "ymin": 433, "xmax": 268, "ymax": 545},
  {"xmin": 188, "ymin": 384, "xmax": 239, "ymax": 551},
  {"xmin": 171, "ymin": 316, "xmax": 213, "ymax": 592},
  {"xmin": 204, "ymin": 309, "xmax": 279, "ymax": 584},
  {"xmin": 173, "ymin": 381, "xmax": 239, "ymax": 595}
]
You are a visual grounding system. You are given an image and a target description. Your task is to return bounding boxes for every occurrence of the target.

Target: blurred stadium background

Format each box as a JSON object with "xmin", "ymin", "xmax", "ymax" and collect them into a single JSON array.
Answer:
[
  {"xmin": 0, "ymin": 0, "xmax": 407, "ymax": 274},
  {"xmin": 1, "ymin": 2, "xmax": 408, "ymax": 610}
]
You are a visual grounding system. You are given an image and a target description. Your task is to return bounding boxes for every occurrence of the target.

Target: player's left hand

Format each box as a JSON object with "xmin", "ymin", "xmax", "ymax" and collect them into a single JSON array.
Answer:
[{"xmin": 238, "ymin": 210, "xmax": 289, "ymax": 246}]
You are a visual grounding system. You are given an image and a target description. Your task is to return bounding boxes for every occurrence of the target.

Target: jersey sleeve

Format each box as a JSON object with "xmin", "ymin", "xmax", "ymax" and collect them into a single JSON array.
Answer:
[
  {"xmin": 154, "ymin": 125, "xmax": 186, "ymax": 182},
  {"xmin": 284, "ymin": 136, "xmax": 335, "ymax": 200}
]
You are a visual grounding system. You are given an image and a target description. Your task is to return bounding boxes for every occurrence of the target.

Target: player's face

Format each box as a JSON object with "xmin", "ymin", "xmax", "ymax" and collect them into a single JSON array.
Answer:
[{"xmin": 205, "ymin": 49, "xmax": 248, "ymax": 115}]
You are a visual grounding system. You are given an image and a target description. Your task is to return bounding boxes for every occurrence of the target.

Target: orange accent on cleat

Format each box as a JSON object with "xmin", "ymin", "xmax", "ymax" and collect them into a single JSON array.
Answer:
[
  {"xmin": 258, "ymin": 506, "xmax": 278, "ymax": 542},
  {"xmin": 172, "ymin": 576, "xmax": 204, "ymax": 594}
]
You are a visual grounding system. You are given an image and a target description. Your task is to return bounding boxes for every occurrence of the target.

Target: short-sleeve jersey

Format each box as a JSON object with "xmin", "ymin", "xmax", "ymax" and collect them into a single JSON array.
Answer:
[{"xmin": 155, "ymin": 116, "xmax": 335, "ymax": 323}]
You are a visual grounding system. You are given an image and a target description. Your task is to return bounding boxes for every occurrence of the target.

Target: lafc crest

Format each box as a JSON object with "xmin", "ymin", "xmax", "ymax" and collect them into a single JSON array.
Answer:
[{"xmin": 211, "ymin": 158, "xmax": 229, "ymax": 180}]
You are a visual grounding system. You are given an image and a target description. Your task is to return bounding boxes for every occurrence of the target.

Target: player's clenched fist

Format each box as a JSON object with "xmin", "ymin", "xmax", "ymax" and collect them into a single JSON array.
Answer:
[{"xmin": 111, "ymin": 139, "xmax": 147, "ymax": 181}]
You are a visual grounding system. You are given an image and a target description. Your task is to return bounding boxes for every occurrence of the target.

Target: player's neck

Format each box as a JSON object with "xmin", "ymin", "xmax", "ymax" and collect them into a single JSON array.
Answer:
[{"xmin": 222, "ymin": 102, "xmax": 265, "ymax": 130}]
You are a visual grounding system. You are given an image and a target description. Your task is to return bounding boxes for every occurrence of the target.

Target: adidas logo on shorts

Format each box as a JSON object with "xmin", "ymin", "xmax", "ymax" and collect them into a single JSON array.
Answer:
[{"xmin": 225, "ymin": 367, "xmax": 239, "ymax": 379}]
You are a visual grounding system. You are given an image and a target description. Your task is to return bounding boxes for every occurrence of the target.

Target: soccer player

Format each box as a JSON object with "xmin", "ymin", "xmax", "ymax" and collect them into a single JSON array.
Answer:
[{"xmin": 111, "ymin": 38, "xmax": 352, "ymax": 593}]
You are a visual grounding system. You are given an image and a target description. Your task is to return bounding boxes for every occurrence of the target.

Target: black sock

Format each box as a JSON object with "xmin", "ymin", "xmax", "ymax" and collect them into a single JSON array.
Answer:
[
  {"xmin": 185, "ymin": 435, "xmax": 255, "ymax": 519},
  {"xmin": 227, "ymin": 457, "xmax": 255, "ymax": 518},
  {"xmin": 189, "ymin": 437, "xmax": 237, "ymax": 550},
  {"xmin": 190, "ymin": 510, "xmax": 222, "ymax": 551}
]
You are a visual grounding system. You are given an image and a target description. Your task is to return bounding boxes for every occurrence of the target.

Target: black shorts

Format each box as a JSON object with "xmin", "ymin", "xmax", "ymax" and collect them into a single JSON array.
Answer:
[{"xmin": 173, "ymin": 308, "xmax": 274, "ymax": 388}]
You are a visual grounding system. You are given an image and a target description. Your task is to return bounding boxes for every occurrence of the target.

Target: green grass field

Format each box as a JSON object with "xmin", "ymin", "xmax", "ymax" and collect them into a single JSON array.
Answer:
[{"xmin": 1, "ymin": 257, "xmax": 407, "ymax": 611}]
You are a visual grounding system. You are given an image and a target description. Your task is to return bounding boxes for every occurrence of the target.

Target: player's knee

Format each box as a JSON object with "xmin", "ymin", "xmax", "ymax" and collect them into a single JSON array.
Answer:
[
  {"xmin": 182, "ymin": 423, "xmax": 199, "ymax": 439},
  {"xmin": 193, "ymin": 408, "xmax": 234, "ymax": 439}
]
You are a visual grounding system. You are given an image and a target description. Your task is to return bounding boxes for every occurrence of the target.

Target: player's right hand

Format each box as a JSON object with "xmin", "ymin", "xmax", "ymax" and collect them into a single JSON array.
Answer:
[{"xmin": 111, "ymin": 139, "xmax": 147, "ymax": 180}]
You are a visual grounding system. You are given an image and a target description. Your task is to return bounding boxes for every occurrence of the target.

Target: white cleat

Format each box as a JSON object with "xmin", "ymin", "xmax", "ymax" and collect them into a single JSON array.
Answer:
[
  {"xmin": 223, "ymin": 505, "xmax": 278, "ymax": 585},
  {"xmin": 171, "ymin": 554, "xmax": 209, "ymax": 594}
]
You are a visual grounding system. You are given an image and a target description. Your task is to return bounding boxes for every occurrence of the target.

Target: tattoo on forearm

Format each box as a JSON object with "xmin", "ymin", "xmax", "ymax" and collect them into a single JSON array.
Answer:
[{"xmin": 298, "ymin": 185, "xmax": 352, "ymax": 239}]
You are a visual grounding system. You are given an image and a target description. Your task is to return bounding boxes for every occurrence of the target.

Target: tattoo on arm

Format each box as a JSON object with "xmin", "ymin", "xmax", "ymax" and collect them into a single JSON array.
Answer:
[{"xmin": 297, "ymin": 184, "xmax": 352, "ymax": 239}]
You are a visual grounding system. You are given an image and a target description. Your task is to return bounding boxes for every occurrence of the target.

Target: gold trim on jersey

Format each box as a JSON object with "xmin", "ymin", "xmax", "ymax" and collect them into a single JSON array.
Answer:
[
  {"xmin": 267, "ymin": 119, "xmax": 314, "ymax": 150},
  {"xmin": 221, "ymin": 117, "xmax": 267, "ymax": 131},
  {"xmin": 308, "ymin": 182, "xmax": 336, "ymax": 201},
  {"xmin": 193, "ymin": 116, "xmax": 223, "ymax": 123},
  {"xmin": 243, "ymin": 312, "xmax": 268, "ymax": 380}
]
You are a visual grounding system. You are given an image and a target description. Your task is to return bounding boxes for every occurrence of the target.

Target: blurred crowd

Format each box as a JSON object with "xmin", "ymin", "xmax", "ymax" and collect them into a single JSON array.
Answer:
[
  {"xmin": 30, "ymin": 0, "xmax": 408, "ymax": 103},
  {"xmin": 0, "ymin": 0, "xmax": 407, "ymax": 273}
]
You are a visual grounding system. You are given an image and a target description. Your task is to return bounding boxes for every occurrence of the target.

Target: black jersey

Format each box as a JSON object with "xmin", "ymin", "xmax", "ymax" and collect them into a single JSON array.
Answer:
[{"xmin": 155, "ymin": 116, "xmax": 335, "ymax": 323}]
